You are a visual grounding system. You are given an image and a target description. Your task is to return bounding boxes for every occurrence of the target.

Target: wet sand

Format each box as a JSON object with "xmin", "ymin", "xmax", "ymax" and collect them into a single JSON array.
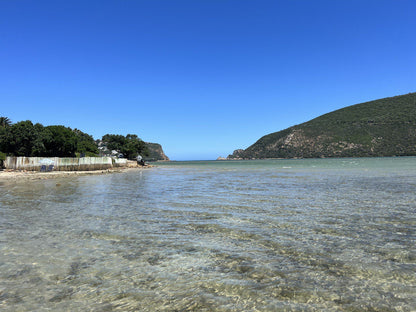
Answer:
[{"xmin": 0, "ymin": 166, "xmax": 154, "ymax": 183}]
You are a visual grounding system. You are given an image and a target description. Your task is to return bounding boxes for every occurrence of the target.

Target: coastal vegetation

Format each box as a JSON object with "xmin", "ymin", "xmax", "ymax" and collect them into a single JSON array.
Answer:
[
  {"xmin": 228, "ymin": 92, "xmax": 416, "ymax": 159},
  {"xmin": 101, "ymin": 134, "xmax": 149, "ymax": 159},
  {"xmin": 0, "ymin": 120, "xmax": 98, "ymax": 157},
  {"xmin": 0, "ymin": 118, "xmax": 156, "ymax": 160}
]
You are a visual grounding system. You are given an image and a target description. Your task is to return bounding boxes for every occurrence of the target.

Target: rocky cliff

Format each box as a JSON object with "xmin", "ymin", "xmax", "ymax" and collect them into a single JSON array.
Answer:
[
  {"xmin": 145, "ymin": 142, "xmax": 170, "ymax": 161},
  {"xmin": 228, "ymin": 92, "xmax": 416, "ymax": 159}
]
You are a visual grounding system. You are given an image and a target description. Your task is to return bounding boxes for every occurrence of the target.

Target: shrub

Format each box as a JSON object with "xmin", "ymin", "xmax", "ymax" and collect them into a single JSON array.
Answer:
[{"xmin": 0, "ymin": 151, "xmax": 6, "ymax": 169}]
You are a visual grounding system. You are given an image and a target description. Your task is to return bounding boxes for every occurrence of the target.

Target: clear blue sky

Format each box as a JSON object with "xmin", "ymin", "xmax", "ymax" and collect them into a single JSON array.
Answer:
[{"xmin": 1, "ymin": 0, "xmax": 415, "ymax": 160}]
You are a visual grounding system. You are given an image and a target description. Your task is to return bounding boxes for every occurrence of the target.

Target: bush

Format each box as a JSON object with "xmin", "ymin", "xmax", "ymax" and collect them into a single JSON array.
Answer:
[{"xmin": 0, "ymin": 151, "xmax": 6, "ymax": 169}]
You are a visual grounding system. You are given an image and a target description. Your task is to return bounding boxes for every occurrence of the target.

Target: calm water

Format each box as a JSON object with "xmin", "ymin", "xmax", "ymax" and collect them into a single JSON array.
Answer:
[{"xmin": 1, "ymin": 158, "xmax": 415, "ymax": 311}]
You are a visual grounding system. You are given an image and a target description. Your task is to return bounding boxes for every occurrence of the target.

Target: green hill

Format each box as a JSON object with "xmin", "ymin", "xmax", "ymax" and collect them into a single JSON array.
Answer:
[{"xmin": 228, "ymin": 92, "xmax": 416, "ymax": 159}]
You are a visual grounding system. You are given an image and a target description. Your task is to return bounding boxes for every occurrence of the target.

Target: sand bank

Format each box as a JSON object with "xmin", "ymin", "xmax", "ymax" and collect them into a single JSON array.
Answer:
[{"xmin": 0, "ymin": 166, "xmax": 154, "ymax": 183}]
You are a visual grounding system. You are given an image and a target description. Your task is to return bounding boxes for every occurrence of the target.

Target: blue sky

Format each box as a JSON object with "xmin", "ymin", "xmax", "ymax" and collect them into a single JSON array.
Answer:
[{"xmin": 1, "ymin": 0, "xmax": 415, "ymax": 160}]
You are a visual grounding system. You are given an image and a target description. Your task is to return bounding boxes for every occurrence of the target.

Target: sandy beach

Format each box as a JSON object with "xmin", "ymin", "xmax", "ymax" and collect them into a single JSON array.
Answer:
[{"xmin": 0, "ymin": 166, "xmax": 154, "ymax": 183}]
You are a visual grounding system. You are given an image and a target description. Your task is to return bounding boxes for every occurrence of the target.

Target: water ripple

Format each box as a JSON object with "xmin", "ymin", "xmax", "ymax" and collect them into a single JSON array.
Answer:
[{"xmin": 1, "ymin": 158, "xmax": 416, "ymax": 311}]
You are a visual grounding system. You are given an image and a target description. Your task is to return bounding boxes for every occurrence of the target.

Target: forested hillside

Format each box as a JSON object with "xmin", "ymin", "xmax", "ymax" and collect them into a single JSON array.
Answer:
[{"xmin": 228, "ymin": 93, "xmax": 416, "ymax": 159}]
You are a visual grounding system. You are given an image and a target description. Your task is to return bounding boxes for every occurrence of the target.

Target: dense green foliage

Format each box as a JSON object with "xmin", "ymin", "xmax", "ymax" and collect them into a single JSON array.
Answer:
[
  {"xmin": 0, "ymin": 117, "xmax": 12, "ymax": 128},
  {"xmin": 73, "ymin": 129, "xmax": 100, "ymax": 157},
  {"xmin": 0, "ymin": 150, "xmax": 5, "ymax": 168},
  {"xmin": 0, "ymin": 119, "xmax": 98, "ymax": 157},
  {"xmin": 0, "ymin": 117, "xmax": 163, "ymax": 161},
  {"xmin": 102, "ymin": 134, "xmax": 149, "ymax": 160},
  {"xmin": 0, "ymin": 152, "xmax": 5, "ymax": 169},
  {"xmin": 229, "ymin": 92, "xmax": 416, "ymax": 159}
]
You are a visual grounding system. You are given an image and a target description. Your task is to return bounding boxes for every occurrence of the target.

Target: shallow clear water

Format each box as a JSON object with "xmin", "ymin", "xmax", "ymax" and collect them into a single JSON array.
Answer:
[{"xmin": 1, "ymin": 158, "xmax": 415, "ymax": 311}]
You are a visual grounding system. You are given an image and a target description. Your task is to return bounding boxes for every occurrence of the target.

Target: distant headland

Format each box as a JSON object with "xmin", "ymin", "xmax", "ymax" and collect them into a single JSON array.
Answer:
[{"xmin": 227, "ymin": 92, "xmax": 416, "ymax": 159}]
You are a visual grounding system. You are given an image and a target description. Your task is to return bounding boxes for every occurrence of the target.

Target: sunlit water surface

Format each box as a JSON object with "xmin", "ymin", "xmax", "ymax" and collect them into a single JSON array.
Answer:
[{"xmin": 1, "ymin": 158, "xmax": 415, "ymax": 311}]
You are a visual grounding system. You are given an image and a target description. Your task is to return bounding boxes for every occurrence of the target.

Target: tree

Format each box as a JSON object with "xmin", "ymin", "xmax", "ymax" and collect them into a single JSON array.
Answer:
[
  {"xmin": 31, "ymin": 123, "xmax": 48, "ymax": 156},
  {"xmin": 102, "ymin": 134, "xmax": 126, "ymax": 152},
  {"xmin": 121, "ymin": 134, "xmax": 149, "ymax": 159},
  {"xmin": 0, "ymin": 117, "xmax": 12, "ymax": 128},
  {"xmin": 0, "ymin": 127, "xmax": 8, "ymax": 154},
  {"xmin": 102, "ymin": 133, "xmax": 149, "ymax": 159},
  {"xmin": 2, "ymin": 120, "xmax": 42, "ymax": 156},
  {"xmin": 0, "ymin": 151, "xmax": 5, "ymax": 169},
  {"xmin": 0, "ymin": 117, "xmax": 12, "ymax": 154},
  {"xmin": 43, "ymin": 125, "xmax": 78, "ymax": 157},
  {"xmin": 74, "ymin": 129, "xmax": 98, "ymax": 156}
]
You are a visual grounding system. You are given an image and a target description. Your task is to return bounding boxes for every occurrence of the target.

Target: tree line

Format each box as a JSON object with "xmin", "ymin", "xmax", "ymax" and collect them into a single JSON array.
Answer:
[{"xmin": 0, "ymin": 117, "xmax": 149, "ymax": 160}]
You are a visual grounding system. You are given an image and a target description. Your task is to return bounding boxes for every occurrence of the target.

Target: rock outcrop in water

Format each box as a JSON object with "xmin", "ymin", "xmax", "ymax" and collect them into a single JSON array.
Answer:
[{"xmin": 228, "ymin": 92, "xmax": 416, "ymax": 159}]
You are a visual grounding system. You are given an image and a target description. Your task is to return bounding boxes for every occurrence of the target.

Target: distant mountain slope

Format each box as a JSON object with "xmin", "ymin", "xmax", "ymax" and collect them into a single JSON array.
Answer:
[
  {"xmin": 228, "ymin": 92, "xmax": 416, "ymax": 159},
  {"xmin": 144, "ymin": 142, "xmax": 170, "ymax": 161}
]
